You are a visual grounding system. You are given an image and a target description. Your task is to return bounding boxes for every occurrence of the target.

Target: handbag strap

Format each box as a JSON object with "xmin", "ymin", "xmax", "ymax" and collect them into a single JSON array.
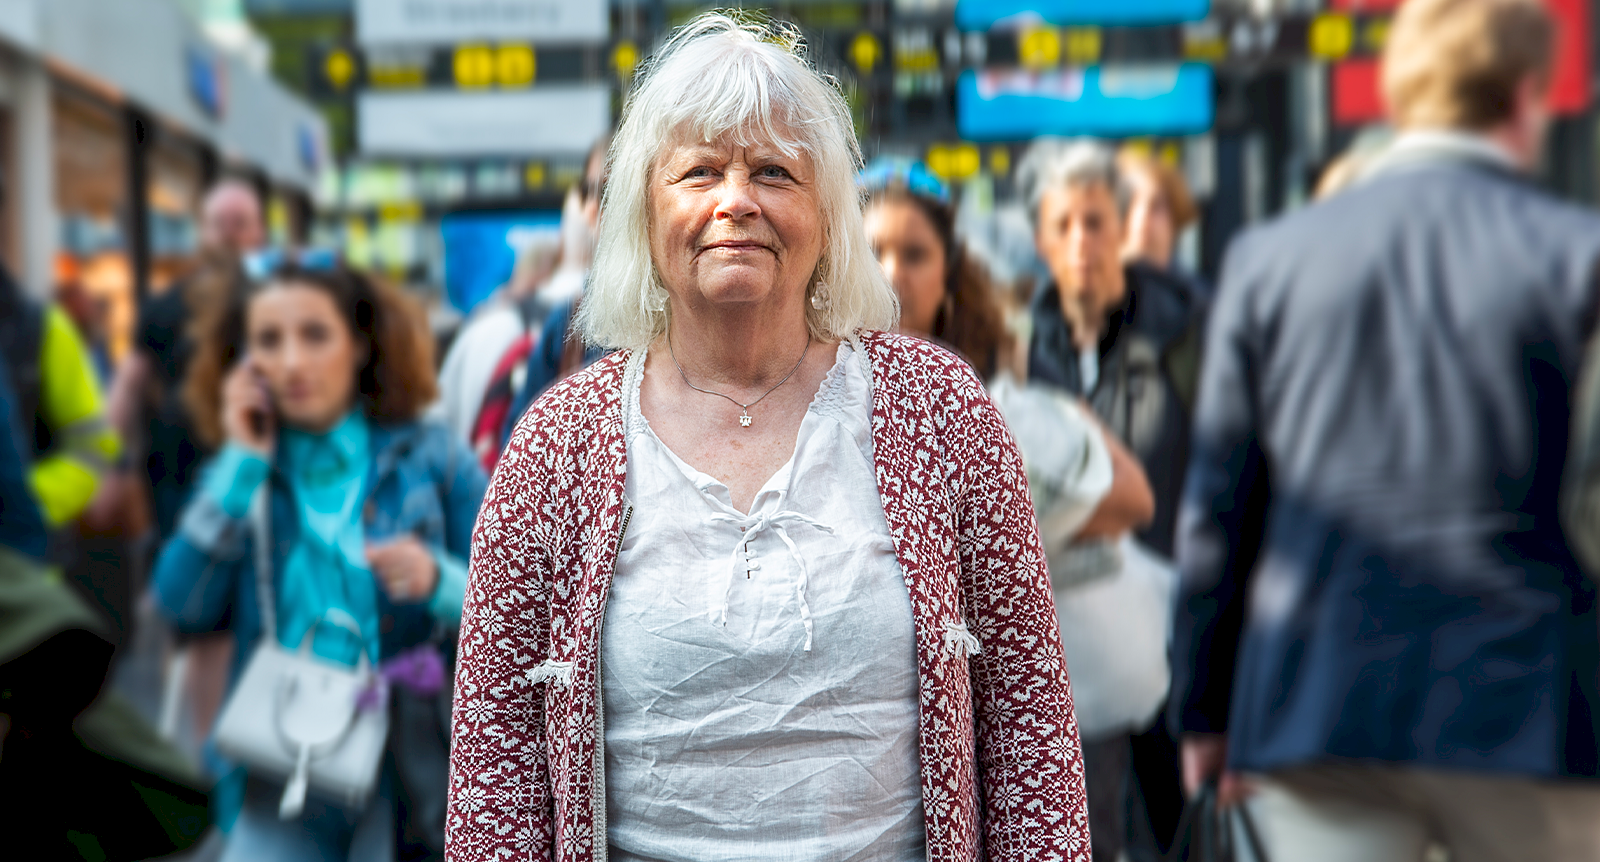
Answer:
[{"xmin": 250, "ymin": 481, "xmax": 277, "ymax": 642}]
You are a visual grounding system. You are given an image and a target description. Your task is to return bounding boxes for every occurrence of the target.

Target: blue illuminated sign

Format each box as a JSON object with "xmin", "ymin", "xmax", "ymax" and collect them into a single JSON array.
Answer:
[
  {"xmin": 955, "ymin": 0, "xmax": 1210, "ymax": 28},
  {"xmin": 956, "ymin": 65, "xmax": 1214, "ymax": 139},
  {"xmin": 441, "ymin": 210, "xmax": 561, "ymax": 314}
]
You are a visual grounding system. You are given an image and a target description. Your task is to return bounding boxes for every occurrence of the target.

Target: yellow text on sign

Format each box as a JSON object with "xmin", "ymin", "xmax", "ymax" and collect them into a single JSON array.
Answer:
[
  {"xmin": 613, "ymin": 41, "xmax": 639, "ymax": 80},
  {"xmin": 1064, "ymin": 28, "xmax": 1102, "ymax": 64},
  {"xmin": 454, "ymin": 44, "xmax": 536, "ymax": 88},
  {"xmin": 325, "ymin": 49, "xmax": 356, "ymax": 90},
  {"xmin": 927, "ymin": 143, "xmax": 981, "ymax": 181},
  {"xmin": 1309, "ymin": 13, "xmax": 1355, "ymax": 60},
  {"xmin": 1019, "ymin": 27, "xmax": 1061, "ymax": 69},
  {"xmin": 851, "ymin": 32, "xmax": 882, "ymax": 73}
]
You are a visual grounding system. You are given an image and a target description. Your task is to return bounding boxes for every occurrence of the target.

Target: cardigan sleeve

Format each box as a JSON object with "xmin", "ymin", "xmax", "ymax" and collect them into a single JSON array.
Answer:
[
  {"xmin": 951, "ymin": 365, "xmax": 1092, "ymax": 862},
  {"xmin": 446, "ymin": 432, "xmax": 556, "ymax": 861}
]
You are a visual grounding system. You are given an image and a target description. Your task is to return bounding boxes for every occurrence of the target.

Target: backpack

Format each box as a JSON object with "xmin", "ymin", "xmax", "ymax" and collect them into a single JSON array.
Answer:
[{"xmin": 468, "ymin": 296, "xmax": 543, "ymax": 472}]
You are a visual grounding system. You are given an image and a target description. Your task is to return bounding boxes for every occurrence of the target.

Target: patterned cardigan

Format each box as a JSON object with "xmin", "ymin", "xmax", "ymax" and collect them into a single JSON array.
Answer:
[{"xmin": 447, "ymin": 330, "xmax": 1090, "ymax": 861}]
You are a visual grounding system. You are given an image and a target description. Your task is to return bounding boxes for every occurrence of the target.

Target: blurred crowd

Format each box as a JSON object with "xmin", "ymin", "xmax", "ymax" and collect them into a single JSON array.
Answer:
[{"xmin": 4, "ymin": 0, "xmax": 1600, "ymax": 859}]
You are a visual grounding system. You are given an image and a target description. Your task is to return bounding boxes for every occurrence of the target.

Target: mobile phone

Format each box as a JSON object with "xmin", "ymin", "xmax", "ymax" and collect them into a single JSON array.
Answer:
[{"xmin": 241, "ymin": 356, "xmax": 274, "ymax": 438}]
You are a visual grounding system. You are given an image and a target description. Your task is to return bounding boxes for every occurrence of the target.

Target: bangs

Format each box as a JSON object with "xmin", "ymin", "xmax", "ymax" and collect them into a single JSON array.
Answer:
[{"xmin": 646, "ymin": 29, "xmax": 826, "ymax": 159}]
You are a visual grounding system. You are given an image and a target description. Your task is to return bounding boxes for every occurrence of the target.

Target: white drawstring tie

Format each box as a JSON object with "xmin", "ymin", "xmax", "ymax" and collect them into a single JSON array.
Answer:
[
  {"xmin": 527, "ymin": 660, "xmax": 574, "ymax": 686},
  {"xmin": 707, "ymin": 510, "xmax": 834, "ymax": 651},
  {"xmin": 944, "ymin": 620, "xmax": 982, "ymax": 660}
]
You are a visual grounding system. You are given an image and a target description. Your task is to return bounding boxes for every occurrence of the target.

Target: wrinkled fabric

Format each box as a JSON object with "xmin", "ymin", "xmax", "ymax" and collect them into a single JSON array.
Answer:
[
  {"xmin": 449, "ymin": 331, "xmax": 1089, "ymax": 862},
  {"xmin": 602, "ymin": 342, "xmax": 925, "ymax": 862}
]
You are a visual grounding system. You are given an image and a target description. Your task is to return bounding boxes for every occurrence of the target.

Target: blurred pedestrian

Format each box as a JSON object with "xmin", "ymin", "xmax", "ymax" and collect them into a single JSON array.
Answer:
[
  {"xmin": 0, "ymin": 347, "xmax": 212, "ymax": 859},
  {"xmin": 1174, "ymin": 1, "xmax": 1600, "ymax": 859},
  {"xmin": 1020, "ymin": 139, "xmax": 1204, "ymax": 558},
  {"xmin": 0, "ymin": 262, "xmax": 120, "ymax": 534},
  {"xmin": 1118, "ymin": 148, "xmax": 1210, "ymax": 302},
  {"xmin": 1017, "ymin": 137, "xmax": 1203, "ymax": 861},
  {"xmin": 430, "ymin": 231, "xmax": 560, "ymax": 444},
  {"xmin": 55, "ymin": 254, "xmax": 114, "ymax": 383},
  {"xmin": 449, "ymin": 15, "xmax": 1089, "ymax": 861},
  {"xmin": 861, "ymin": 157, "xmax": 1155, "ymax": 539},
  {"xmin": 0, "ymin": 240, "xmax": 122, "ymax": 648},
  {"xmin": 150, "ymin": 262, "xmax": 487, "ymax": 860},
  {"xmin": 112, "ymin": 178, "xmax": 264, "ymax": 542},
  {"xmin": 499, "ymin": 135, "xmax": 612, "ymax": 449},
  {"xmin": 861, "ymin": 157, "xmax": 1020, "ymax": 378}
]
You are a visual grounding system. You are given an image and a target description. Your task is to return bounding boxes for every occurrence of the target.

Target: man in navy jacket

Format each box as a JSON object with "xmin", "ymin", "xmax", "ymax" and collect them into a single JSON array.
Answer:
[{"xmin": 1174, "ymin": 0, "xmax": 1600, "ymax": 857}]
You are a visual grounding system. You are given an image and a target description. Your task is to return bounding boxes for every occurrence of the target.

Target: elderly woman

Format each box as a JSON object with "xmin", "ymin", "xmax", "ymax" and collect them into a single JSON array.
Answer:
[{"xmin": 448, "ymin": 15, "xmax": 1088, "ymax": 862}]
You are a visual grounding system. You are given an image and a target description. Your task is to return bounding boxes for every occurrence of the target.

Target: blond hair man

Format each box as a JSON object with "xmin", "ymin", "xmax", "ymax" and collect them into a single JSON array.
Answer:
[{"xmin": 1173, "ymin": 0, "xmax": 1600, "ymax": 859}]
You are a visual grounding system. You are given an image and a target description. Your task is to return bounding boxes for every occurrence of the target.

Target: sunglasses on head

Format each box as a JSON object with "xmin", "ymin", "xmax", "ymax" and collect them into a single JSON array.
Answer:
[
  {"xmin": 858, "ymin": 159, "xmax": 951, "ymax": 205},
  {"xmin": 243, "ymin": 247, "xmax": 341, "ymax": 282}
]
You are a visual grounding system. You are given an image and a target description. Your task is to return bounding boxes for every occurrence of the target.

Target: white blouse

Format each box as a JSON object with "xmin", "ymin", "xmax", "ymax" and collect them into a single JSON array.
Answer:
[{"xmin": 602, "ymin": 341, "xmax": 926, "ymax": 862}]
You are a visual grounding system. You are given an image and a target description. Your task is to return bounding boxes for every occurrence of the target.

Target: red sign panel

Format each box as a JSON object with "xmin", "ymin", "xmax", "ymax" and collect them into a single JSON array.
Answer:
[
  {"xmin": 1330, "ymin": 0, "xmax": 1590, "ymax": 125},
  {"xmin": 1332, "ymin": 58, "xmax": 1383, "ymax": 126}
]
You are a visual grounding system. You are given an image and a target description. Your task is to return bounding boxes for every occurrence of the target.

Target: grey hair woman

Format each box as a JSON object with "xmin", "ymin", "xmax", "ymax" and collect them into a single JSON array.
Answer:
[{"xmin": 448, "ymin": 14, "xmax": 1090, "ymax": 862}]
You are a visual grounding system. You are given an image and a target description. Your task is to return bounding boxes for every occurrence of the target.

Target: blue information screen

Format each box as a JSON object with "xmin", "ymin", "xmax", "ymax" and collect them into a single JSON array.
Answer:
[
  {"xmin": 440, "ymin": 210, "xmax": 561, "ymax": 314},
  {"xmin": 957, "ymin": 65, "xmax": 1213, "ymax": 140},
  {"xmin": 955, "ymin": 0, "xmax": 1210, "ymax": 28}
]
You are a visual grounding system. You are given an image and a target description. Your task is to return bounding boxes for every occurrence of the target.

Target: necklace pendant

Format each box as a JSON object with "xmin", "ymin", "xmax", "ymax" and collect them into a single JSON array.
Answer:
[{"xmin": 739, "ymin": 410, "xmax": 752, "ymax": 428}]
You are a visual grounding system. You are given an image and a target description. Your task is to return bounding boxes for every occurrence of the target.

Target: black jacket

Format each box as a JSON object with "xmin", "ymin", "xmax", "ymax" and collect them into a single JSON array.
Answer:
[{"xmin": 1029, "ymin": 262, "xmax": 1206, "ymax": 556}]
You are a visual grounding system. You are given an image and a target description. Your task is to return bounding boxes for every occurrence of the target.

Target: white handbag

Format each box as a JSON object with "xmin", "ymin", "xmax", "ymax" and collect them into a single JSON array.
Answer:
[
  {"xmin": 211, "ymin": 488, "xmax": 389, "ymax": 819},
  {"xmin": 1053, "ymin": 537, "xmax": 1178, "ymax": 740}
]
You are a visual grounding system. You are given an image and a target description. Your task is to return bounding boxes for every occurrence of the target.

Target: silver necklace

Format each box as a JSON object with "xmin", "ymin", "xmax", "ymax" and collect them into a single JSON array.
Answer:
[{"xmin": 668, "ymin": 332, "xmax": 811, "ymax": 429}]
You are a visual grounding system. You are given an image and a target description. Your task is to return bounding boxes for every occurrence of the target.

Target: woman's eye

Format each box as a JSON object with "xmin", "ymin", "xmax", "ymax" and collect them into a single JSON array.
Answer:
[
  {"xmin": 685, "ymin": 166, "xmax": 714, "ymax": 179},
  {"xmin": 252, "ymin": 329, "xmax": 280, "ymax": 350},
  {"xmin": 303, "ymin": 323, "xmax": 331, "ymax": 344},
  {"xmin": 759, "ymin": 165, "xmax": 792, "ymax": 179}
]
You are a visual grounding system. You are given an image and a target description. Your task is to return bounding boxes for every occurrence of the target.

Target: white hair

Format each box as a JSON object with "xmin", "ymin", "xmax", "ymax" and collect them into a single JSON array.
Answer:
[
  {"xmin": 1016, "ymin": 137, "xmax": 1129, "ymax": 228},
  {"xmin": 578, "ymin": 12, "xmax": 898, "ymax": 351}
]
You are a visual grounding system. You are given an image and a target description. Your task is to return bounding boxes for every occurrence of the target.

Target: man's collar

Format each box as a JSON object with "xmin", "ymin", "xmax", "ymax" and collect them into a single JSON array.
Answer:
[{"xmin": 1365, "ymin": 129, "xmax": 1522, "ymax": 181}]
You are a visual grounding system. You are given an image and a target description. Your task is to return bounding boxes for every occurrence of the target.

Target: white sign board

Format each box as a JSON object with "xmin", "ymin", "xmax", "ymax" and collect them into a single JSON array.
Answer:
[
  {"xmin": 357, "ymin": 0, "xmax": 608, "ymax": 47},
  {"xmin": 358, "ymin": 86, "xmax": 611, "ymax": 157}
]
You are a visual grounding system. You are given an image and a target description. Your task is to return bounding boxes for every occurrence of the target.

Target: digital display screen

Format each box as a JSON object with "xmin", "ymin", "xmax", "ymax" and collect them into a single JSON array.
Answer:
[
  {"xmin": 957, "ymin": 65, "xmax": 1214, "ymax": 139},
  {"xmin": 955, "ymin": 0, "xmax": 1210, "ymax": 28}
]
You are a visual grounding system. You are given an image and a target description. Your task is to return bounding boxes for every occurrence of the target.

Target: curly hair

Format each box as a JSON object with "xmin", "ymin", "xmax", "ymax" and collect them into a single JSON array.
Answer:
[
  {"xmin": 870, "ymin": 188, "xmax": 1011, "ymax": 380},
  {"xmin": 184, "ymin": 264, "xmax": 438, "ymax": 448}
]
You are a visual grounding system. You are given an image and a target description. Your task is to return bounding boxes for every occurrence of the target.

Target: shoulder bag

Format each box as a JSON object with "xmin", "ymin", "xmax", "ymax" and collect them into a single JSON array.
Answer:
[{"xmin": 212, "ymin": 486, "xmax": 389, "ymax": 819}]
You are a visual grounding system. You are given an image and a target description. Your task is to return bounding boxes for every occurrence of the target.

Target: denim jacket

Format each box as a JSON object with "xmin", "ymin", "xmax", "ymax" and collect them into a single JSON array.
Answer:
[{"xmin": 150, "ymin": 418, "xmax": 488, "ymax": 675}]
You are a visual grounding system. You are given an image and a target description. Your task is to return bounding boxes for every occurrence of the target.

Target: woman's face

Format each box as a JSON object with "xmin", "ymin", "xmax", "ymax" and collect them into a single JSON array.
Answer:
[
  {"xmin": 245, "ymin": 282, "xmax": 362, "ymax": 432},
  {"xmin": 865, "ymin": 197, "xmax": 947, "ymax": 338},
  {"xmin": 1122, "ymin": 167, "xmax": 1174, "ymax": 270},
  {"xmin": 649, "ymin": 137, "xmax": 823, "ymax": 320}
]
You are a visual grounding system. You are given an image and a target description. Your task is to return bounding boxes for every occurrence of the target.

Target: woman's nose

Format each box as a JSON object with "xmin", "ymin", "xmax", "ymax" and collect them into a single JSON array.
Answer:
[
  {"xmin": 279, "ymin": 338, "xmax": 308, "ymax": 373},
  {"xmin": 713, "ymin": 178, "xmax": 760, "ymax": 221}
]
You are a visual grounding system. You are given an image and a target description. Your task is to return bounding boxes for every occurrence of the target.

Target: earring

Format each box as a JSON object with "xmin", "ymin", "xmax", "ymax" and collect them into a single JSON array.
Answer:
[{"xmin": 810, "ymin": 281, "xmax": 831, "ymax": 311}]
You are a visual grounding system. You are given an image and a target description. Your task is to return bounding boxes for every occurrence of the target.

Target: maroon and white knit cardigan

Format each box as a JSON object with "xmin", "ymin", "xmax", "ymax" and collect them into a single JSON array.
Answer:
[{"xmin": 447, "ymin": 330, "xmax": 1090, "ymax": 861}]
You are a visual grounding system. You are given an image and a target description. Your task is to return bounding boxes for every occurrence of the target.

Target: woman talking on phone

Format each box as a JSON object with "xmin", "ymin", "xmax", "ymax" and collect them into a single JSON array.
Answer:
[{"xmin": 150, "ymin": 260, "xmax": 487, "ymax": 860}]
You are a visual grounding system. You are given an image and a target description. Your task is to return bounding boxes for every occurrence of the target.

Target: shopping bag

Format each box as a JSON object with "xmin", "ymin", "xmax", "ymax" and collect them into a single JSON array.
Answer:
[{"xmin": 1166, "ymin": 782, "xmax": 1270, "ymax": 862}]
